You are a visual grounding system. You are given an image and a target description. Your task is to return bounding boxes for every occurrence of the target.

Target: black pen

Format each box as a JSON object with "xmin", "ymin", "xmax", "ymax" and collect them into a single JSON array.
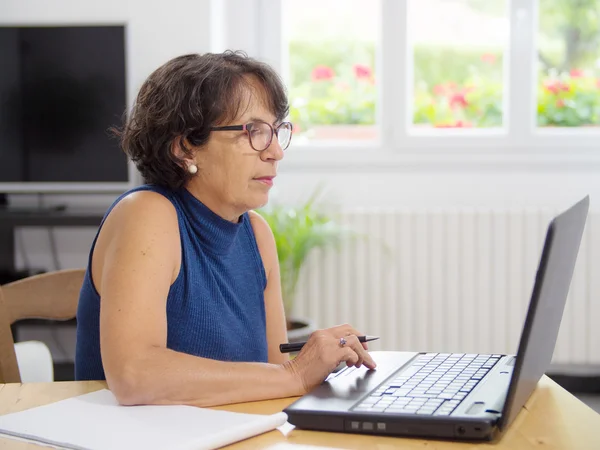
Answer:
[{"xmin": 279, "ymin": 335, "xmax": 380, "ymax": 353}]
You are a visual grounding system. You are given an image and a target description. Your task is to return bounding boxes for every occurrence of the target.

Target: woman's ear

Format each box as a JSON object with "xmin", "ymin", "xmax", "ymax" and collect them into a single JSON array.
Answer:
[{"xmin": 171, "ymin": 137, "xmax": 197, "ymax": 171}]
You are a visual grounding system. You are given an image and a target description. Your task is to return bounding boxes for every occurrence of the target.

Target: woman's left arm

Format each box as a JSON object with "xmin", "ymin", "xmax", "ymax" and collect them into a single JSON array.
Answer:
[{"xmin": 249, "ymin": 211, "xmax": 290, "ymax": 365}]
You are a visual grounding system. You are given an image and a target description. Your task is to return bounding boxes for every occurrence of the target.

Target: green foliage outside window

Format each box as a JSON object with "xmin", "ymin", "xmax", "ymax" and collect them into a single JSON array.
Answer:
[{"xmin": 288, "ymin": 1, "xmax": 600, "ymax": 130}]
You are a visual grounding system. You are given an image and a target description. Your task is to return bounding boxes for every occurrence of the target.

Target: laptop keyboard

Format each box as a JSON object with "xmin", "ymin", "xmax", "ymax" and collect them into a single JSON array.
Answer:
[{"xmin": 353, "ymin": 353, "xmax": 502, "ymax": 416}]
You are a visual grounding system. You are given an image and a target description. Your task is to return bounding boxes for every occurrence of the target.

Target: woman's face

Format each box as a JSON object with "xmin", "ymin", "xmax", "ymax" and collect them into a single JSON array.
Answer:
[{"xmin": 187, "ymin": 79, "xmax": 286, "ymax": 221}]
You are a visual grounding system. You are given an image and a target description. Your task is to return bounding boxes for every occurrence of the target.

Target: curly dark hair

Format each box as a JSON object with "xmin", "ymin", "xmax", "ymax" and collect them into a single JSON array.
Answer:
[{"xmin": 114, "ymin": 50, "xmax": 289, "ymax": 190}]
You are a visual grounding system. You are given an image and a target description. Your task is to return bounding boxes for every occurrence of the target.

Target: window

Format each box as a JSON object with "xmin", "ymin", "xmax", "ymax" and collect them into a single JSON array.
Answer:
[
  {"xmin": 283, "ymin": 0, "xmax": 381, "ymax": 142},
  {"xmin": 261, "ymin": 0, "xmax": 600, "ymax": 157},
  {"xmin": 537, "ymin": 0, "xmax": 600, "ymax": 127},
  {"xmin": 409, "ymin": 0, "xmax": 509, "ymax": 129}
]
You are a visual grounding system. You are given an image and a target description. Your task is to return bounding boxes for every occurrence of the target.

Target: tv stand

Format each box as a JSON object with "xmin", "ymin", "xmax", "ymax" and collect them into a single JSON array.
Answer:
[
  {"xmin": 0, "ymin": 204, "xmax": 106, "ymax": 279},
  {"xmin": 0, "ymin": 204, "xmax": 68, "ymax": 214}
]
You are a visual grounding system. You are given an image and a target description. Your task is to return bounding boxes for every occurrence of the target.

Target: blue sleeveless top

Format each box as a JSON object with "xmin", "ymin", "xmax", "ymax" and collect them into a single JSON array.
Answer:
[{"xmin": 75, "ymin": 185, "xmax": 268, "ymax": 380}]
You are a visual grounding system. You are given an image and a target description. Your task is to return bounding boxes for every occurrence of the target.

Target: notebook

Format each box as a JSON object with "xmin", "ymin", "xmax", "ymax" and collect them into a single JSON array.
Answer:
[{"xmin": 0, "ymin": 389, "xmax": 288, "ymax": 450}]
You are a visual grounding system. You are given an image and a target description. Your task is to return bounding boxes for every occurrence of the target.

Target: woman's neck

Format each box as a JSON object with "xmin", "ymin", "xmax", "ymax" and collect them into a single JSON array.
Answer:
[{"xmin": 184, "ymin": 182, "xmax": 241, "ymax": 223}]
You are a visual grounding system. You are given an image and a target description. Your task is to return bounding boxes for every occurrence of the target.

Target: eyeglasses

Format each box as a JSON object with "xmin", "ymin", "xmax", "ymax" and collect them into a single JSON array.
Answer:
[{"xmin": 210, "ymin": 120, "xmax": 293, "ymax": 152}]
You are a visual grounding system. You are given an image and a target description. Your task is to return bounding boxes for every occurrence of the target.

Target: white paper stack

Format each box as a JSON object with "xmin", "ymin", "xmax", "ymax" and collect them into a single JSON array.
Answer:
[{"xmin": 0, "ymin": 389, "xmax": 288, "ymax": 450}]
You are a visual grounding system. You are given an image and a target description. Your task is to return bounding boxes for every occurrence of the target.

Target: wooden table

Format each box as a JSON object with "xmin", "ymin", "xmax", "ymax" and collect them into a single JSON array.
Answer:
[{"xmin": 0, "ymin": 376, "xmax": 599, "ymax": 449}]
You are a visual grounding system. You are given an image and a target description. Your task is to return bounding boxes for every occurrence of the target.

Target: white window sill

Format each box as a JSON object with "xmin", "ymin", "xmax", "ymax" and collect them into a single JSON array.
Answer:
[{"xmin": 280, "ymin": 146, "xmax": 600, "ymax": 172}]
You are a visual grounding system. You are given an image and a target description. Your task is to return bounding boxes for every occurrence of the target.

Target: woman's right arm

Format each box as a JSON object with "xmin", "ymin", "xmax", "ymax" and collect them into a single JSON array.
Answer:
[{"xmin": 93, "ymin": 191, "xmax": 375, "ymax": 407}]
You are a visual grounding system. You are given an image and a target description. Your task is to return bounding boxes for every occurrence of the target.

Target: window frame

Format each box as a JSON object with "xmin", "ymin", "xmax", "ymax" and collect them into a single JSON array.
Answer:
[{"xmin": 233, "ymin": 0, "xmax": 600, "ymax": 170}]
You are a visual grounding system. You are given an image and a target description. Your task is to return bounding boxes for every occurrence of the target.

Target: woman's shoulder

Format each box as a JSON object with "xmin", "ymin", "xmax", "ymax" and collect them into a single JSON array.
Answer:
[
  {"xmin": 246, "ymin": 210, "xmax": 277, "ymax": 272},
  {"xmin": 247, "ymin": 210, "xmax": 274, "ymax": 243},
  {"xmin": 102, "ymin": 185, "xmax": 180, "ymax": 236},
  {"xmin": 90, "ymin": 186, "xmax": 182, "ymax": 299},
  {"xmin": 109, "ymin": 185, "xmax": 177, "ymax": 216}
]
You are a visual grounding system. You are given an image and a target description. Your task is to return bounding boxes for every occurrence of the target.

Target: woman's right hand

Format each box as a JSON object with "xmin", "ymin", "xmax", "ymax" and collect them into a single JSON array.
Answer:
[{"xmin": 283, "ymin": 324, "xmax": 377, "ymax": 395}]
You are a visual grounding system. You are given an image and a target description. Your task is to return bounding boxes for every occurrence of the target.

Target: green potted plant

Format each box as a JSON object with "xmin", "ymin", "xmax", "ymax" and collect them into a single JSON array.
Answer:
[{"xmin": 257, "ymin": 187, "xmax": 353, "ymax": 342}]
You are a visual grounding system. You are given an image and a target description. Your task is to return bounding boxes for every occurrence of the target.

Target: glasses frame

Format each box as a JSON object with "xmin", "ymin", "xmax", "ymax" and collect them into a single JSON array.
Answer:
[{"xmin": 210, "ymin": 120, "xmax": 293, "ymax": 152}]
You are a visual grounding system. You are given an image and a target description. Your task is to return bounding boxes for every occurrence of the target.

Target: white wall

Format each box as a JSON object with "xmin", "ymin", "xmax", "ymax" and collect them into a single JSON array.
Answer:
[{"xmin": 275, "ymin": 167, "xmax": 599, "ymax": 211}]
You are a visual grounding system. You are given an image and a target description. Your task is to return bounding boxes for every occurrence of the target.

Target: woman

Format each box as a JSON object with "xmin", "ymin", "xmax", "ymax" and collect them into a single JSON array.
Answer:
[{"xmin": 75, "ymin": 50, "xmax": 376, "ymax": 407}]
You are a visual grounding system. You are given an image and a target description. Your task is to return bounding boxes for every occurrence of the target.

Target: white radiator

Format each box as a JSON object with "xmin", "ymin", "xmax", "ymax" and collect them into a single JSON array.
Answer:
[{"xmin": 292, "ymin": 208, "xmax": 600, "ymax": 365}]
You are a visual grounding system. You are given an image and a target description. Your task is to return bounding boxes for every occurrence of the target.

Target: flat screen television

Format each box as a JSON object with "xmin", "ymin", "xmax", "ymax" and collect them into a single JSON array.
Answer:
[{"xmin": 0, "ymin": 25, "xmax": 131, "ymax": 193}]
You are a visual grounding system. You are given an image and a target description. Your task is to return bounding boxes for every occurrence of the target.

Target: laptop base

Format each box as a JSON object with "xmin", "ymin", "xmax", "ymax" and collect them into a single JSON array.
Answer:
[{"xmin": 284, "ymin": 351, "xmax": 505, "ymax": 441}]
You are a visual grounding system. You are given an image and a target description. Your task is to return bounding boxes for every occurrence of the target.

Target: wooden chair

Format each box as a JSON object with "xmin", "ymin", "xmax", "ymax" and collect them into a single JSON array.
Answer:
[{"xmin": 0, "ymin": 269, "xmax": 85, "ymax": 383}]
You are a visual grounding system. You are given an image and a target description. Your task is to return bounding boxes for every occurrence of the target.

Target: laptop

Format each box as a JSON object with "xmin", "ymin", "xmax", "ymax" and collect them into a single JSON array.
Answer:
[{"xmin": 284, "ymin": 195, "xmax": 589, "ymax": 441}]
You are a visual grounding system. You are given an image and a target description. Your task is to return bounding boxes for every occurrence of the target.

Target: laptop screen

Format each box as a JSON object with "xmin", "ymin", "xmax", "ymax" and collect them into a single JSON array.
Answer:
[{"xmin": 498, "ymin": 196, "xmax": 589, "ymax": 430}]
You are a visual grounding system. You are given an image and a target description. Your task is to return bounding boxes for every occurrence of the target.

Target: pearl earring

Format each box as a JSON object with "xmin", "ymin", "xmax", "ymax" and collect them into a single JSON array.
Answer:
[{"xmin": 188, "ymin": 164, "xmax": 198, "ymax": 175}]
